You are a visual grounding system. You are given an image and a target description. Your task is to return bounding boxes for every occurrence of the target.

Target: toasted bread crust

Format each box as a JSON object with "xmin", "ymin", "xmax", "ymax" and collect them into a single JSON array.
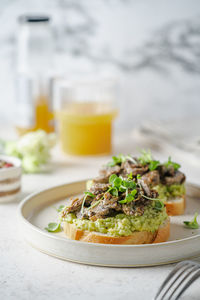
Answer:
[
  {"xmin": 63, "ymin": 218, "xmax": 170, "ymax": 245},
  {"xmin": 153, "ymin": 218, "xmax": 170, "ymax": 243},
  {"xmin": 164, "ymin": 195, "xmax": 185, "ymax": 216}
]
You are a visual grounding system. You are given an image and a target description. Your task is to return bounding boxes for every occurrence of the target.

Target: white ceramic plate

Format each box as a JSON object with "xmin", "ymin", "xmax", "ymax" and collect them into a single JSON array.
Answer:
[{"xmin": 19, "ymin": 181, "xmax": 200, "ymax": 267}]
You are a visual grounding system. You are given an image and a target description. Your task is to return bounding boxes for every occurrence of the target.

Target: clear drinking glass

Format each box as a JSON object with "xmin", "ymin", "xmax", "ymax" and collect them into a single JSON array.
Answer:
[{"xmin": 54, "ymin": 78, "xmax": 118, "ymax": 155}]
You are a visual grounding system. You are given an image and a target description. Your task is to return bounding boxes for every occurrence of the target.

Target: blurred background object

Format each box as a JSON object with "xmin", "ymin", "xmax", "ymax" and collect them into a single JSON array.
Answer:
[
  {"xmin": 0, "ymin": 155, "xmax": 21, "ymax": 203},
  {"xmin": 16, "ymin": 14, "xmax": 55, "ymax": 134},
  {"xmin": 0, "ymin": 0, "xmax": 199, "ymax": 129},
  {"xmin": 4, "ymin": 130, "xmax": 56, "ymax": 173},
  {"xmin": 0, "ymin": 0, "xmax": 199, "ymax": 157}
]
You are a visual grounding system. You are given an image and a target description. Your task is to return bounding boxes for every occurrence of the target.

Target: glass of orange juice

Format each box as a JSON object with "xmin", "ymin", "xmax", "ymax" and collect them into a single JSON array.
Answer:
[{"xmin": 54, "ymin": 78, "xmax": 118, "ymax": 155}]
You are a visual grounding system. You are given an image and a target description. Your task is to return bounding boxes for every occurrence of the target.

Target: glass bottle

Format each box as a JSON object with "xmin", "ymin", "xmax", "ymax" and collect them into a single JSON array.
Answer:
[{"xmin": 16, "ymin": 15, "xmax": 55, "ymax": 135}]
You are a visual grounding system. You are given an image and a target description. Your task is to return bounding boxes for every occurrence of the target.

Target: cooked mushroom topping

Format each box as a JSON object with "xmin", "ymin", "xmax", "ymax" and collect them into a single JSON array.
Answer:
[
  {"xmin": 141, "ymin": 170, "xmax": 160, "ymax": 187},
  {"xmin": 162, "ymin": 171, "xmax": 186, "ymax": 186},
  {"xmin": 65, "ymin": 197, "xmax": 83, "ymax": 214},
  {"xmin": 122, "ymin": 201, "xmax": 148, "ymax": 216},
  {"xmin": 62, "ymin": 152, "xmax": 185, "ymax": 221},
  {"xmin": 89, "ymin": 183, "xmax": 110, "ymax": 195},
  {"xmin": 121, "ymin": 161, "xmax": 149, "ymax": 177},
  {"xmin": 99, "ymin": 165, "xmax": 121, "ymax": 180}
]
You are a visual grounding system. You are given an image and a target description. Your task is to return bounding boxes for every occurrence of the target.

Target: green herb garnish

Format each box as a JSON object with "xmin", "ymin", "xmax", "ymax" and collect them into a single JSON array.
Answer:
[
  {"xmin": 57, "ymin": 205, "xmax": 65, "ymax": 213},
  {"xmin": 107, "ymin": 154, "xmax": 137, "ymax": 167},
  {"xmin": 128, "ymin": 172, "xmax": 133, "ymax": 180},
  {"xmin": 119, "ymin": 189, "xmax": 137, "ymax": 204},
  {"xmin": 142, "ymin": 194, "xmax": 164, "ymax": 211},
  {"xmin": 154, "ymin": 200, "xmax": 164, "ymax": 211},
  {"xmin": 107, "ymin": 155, "xmax": 126, "ymax": 167},
  {"xmin": 81, "ymin": 191, "xmax": 95, "ymax": 214},
  {"xmin": 45, "ymin": 222, "xmax": 61, "ymax": 232},
  {"xmin": 122, "ymin": 180, "xmax": 136, "ymax": 190},
  {"xmin": 108, "ymin": 174, "xmax": 122, "ymax": 196},
  {"xmin": 109, "ymin": 174, "xmax": 122, "ymax": 188},
  {"xmin": 118, "ymin": 199, "xmax": 128, "ymax": 204},
  {"xmin": 107, "ymin": 186, "xmax": 119, "ymax": 197},
  {"xmin": 125, "ymin": 155, "xmax": 137, "ymax": 164},
  {"xmin": 164, "ymin": 156, "xmax": 181, "ymax": 171},
  {"xmin": 88, "ymin": 200, "xmax": 101, "ymax": 210},
  {"xmin": 149, "ymin": 160, "xmax": 160, "ymax": 171},
  {"xmin": 108, "ymin": 174, "xmax": 162, "ymax": 207},
  {"xmin": 84, "ymin": 191, "xmax": 95, "ymax": 198},
  {"xmin": 138, "ymin": 149, "xmax": 160, "ymax": 171},
  {"xmin": 108, "ymin": 174, "xmax": 138, "ymax": 204},
  {"xmin": 138, "ymin": 149, "xmax": 153, "ymax": 164},
  {"xmin": 109, "ymin": 174, "xmax": 136, "ymax": 195},
  {"xmin": 184, "ymin": 212, "xmax": 199, "ymax": 229},
  {"xmin": 142, "ymin": 194, "xmax": 160, "ymax": 201}
]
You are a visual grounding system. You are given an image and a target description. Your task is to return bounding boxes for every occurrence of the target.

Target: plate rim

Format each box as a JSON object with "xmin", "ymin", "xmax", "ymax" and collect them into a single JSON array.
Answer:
[
  {"xmin": 24, "ymin": 239, "xmax": 200, "ymax": 267},
  {"xmin": 18, "ymin": 180, "xmax": 200, "ymax": 249}
]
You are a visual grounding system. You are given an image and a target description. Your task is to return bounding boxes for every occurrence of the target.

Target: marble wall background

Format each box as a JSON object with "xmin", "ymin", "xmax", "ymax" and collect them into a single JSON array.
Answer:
[{"xmin": 0, "ymin": 0, "xmax": 199, "ymax": 130}]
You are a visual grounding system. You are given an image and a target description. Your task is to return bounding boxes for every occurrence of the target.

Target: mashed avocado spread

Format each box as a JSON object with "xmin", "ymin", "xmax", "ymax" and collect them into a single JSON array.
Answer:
[
  {"xmin": 62, "ymin": 205, "xmax": 168, "ymax": 237},
  {"xmin": 153, "ymin": 184, "xmax": 185, "ymax": 202}
]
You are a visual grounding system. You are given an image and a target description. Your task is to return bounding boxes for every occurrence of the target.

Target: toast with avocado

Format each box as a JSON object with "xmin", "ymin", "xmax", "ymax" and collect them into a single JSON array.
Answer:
[
  {"xmin": 49, "ymin": 150, "xmax": 186, "ymax": 244},
  {"xmin": 63, "ymin": 217, "xmax": 170, "ymax": 244},
  {"xmin": 60, "ymin": 158, "xmax": 170, "ymax": 244}
]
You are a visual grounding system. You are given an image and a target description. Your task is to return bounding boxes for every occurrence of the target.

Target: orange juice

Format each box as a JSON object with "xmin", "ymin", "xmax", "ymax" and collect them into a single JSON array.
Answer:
[
  {"xmin": 57, "ymin": 102, "xmax": 117, "ymax": 155},
  {"xmin": 16, "ymin": 95, "xmax": 54, "ymax": 135},
  {"xmin": 34, "ymin": 95, "xmax": 54, "ymax": 133}
]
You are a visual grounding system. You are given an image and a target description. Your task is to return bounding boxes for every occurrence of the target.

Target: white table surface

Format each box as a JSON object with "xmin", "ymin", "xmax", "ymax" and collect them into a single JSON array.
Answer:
[{"xmin": 0, "ymin": 128, "xmax": 200, "ymax": 300}]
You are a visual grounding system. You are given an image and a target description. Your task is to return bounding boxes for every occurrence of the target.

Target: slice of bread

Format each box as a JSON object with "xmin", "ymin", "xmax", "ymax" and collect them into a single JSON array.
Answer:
[
  {"xmin": 63, "ymin": 218, "xmax": 170, "ymax": 245},
  {"xmin": 164, "ymin": 195, "xmax": 185, "ymax": 216}
]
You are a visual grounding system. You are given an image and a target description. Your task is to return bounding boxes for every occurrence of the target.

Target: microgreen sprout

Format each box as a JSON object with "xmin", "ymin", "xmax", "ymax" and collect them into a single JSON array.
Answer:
[
  {"xmin": 108, "ymin": 174, "xmax": 138, "ymax": 204},
  {"xmin": 81, "ymin": 191, "xmax": 95, "ymax": 214},
  {"xmin": 136, "ymin": 190, "xmax": 164, "ymax": 211},
  {"xmin": 128, "ymin": 172, "xmax": 133, "ymax": 180},
  {"xmin": 57, "ymin": 205, "xmax": 65, "ymax": 213},
  {"xmin": 153, "ymin": 200, "xmax": 164, "ymax": 211},
  {"xmin": 88, "ymin": 200, "xmax": 101, "ymax": 210},
  {"xmin": 109, "ymin": 174, "xmax": 122, "ymax": 188},
  {"xmin": 138, "ymin": 149, "xmax": 161, "ymax": 171},
  {"xmin": 108, "ymin": 173, "xmax": 163, "ymax": 207},
  {"xmin": 118, "ymin": 189, "xmax": 137, "ymax": 204},
  {"xmin": 45, "ymin": 222, "xmax": 61, "ymax": 232},
  {"xmin": 142, "ymin": 194, "xmax": 162, "ymax": 202},
  {"xmin": 125, "ymin": 155, "xmax": 137, "ymax": 164},
  {"xmin": 149, "ymin": 160, "xmax": 160, "ymax": 171},
  {"xmin": 107, "ymin": 155, "xmax": 126, "ymax": 167},
  {"xmin": 184, "ymin": 212, "xmax": 199, "ymax": 229},
  {"xmin": 164, "ymin": 156, "xmax": 181, "ymax": 171},
  {"xmin": 138, "ymin": 149, "xmax": 153, "ymax": 164},
  {"xmin": 107, "ymin": 154, "xmax": 137, "ymax": 167}
]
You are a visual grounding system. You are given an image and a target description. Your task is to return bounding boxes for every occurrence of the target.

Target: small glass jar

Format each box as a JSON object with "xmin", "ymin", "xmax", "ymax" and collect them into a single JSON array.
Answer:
[
  {"xmin": 16, "ymin": 15, "xmax": 55, "ymax": 135},
  {"xmin": 54, "ymin": 78, "xmax": 118, "ymax": 155}
]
